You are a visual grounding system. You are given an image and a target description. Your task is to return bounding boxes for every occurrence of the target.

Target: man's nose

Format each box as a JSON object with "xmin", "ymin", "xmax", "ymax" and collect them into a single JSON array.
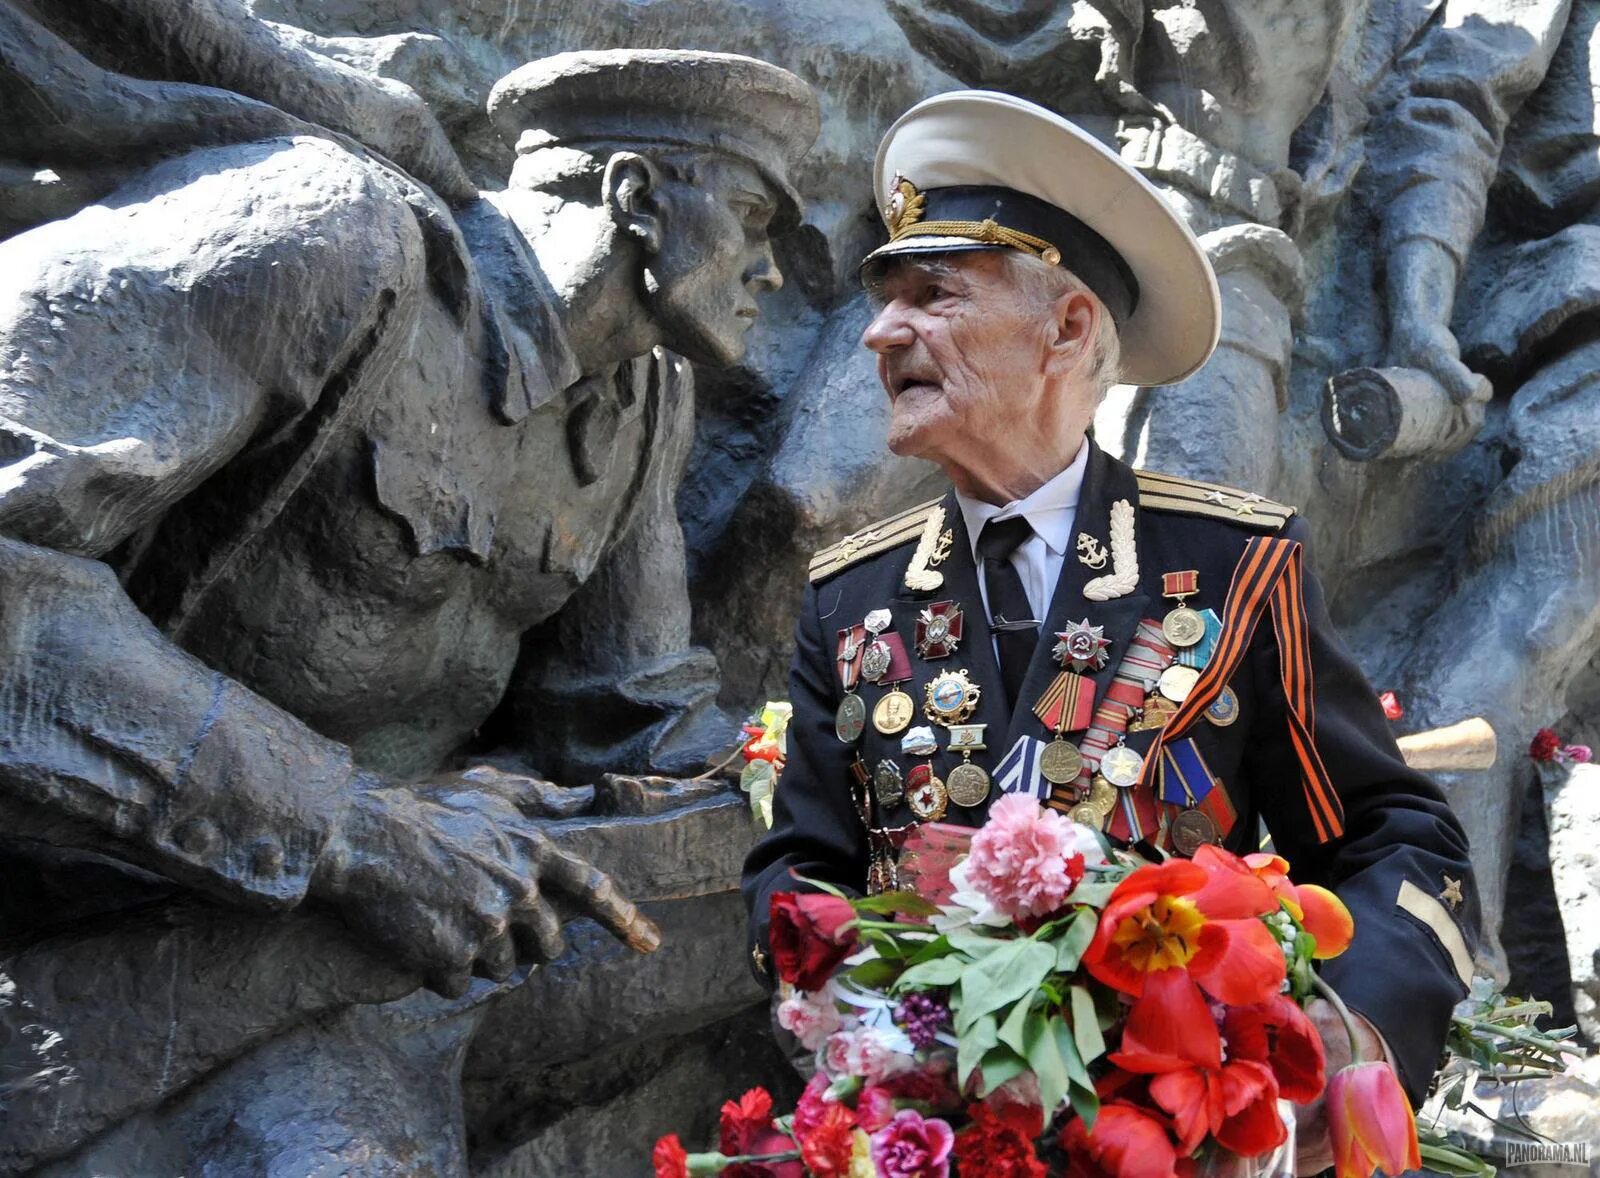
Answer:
[
  {"xmin": 744, "ymin": 244, "xmax": 783, "ymax": 293},
  {"xmin": 861, "ymin": 300, "xmax": 914, "ymax": 353}
]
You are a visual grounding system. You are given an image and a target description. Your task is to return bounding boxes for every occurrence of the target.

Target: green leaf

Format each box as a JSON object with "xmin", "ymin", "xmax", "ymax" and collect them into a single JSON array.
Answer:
[
  {"xmin": 1055, "ymin": 908, "xmax": 1098, "ymax": 974},
  {"xmin": 1070, "ymin": 984, "xmax": 1105, "ymax": 1065},
  {"xmin": 852, "ymin": 890, "xmax": 941, "ymax": 918},
  {"xmin": 1052, "ymin": 1013, "xmax": 1094, "ymax": 1093},
  {"xmin": 906, "ymin": 936, "xmax": 954, "ymax": 966},
  {"xmin": 1068, "ymin": 880, "xmax": 1118, "ymax": 908},
  {"xmin": 1418, "ymin": 1140, "xmax": 1496, "ymax": 1178},
  {"xmin": 849, "ymin": 957, "xmax": 903, "ymax": 990},
  {"xmin": 955, "ymin": 940, "xmax": 1057, "ymax": 1036},
  {"xmin": 894, "ymin": 956, "xmax": 967, "ymax": 991},
  {"xmin": 1020, "ymin": 1012, "xmax": 1071, "ymax": 1117},
  {"xmin": 946, "ymin": 927, "xmax": 1010, "ymax": 957},
  {"xmin": 1068, "ymin": 1082, "xmax": 1100, "ymax": 1131},
  {"xmin": 975, "ymin": 1045, "xmax": 1029, "ymax": 1096},
  {"xmin": 957, "ymin": 1008, "xmax": 999, "ymax": 1089},
  {"xmin": 995, "ymin": 996, "xmax": 1034, "ymax": 1057}
]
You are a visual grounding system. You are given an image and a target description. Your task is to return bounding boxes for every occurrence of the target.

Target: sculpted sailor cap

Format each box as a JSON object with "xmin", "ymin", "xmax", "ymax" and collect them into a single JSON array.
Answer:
[
  {"xmin": 863, "ymin": 91, "xmax": 1221, "ymax": 387},
  {"xmin": 490, "ymin": 50, "xmax": 821, "ymax": 231}
]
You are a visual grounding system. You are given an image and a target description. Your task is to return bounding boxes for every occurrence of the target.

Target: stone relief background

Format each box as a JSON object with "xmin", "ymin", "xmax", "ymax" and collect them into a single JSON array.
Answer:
[{"xmin": 3, "ymin": 0, "xmax": 1599, "ymax": 1173}]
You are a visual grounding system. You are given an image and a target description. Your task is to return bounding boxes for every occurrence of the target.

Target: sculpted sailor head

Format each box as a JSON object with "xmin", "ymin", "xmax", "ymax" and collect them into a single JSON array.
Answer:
[
  {"xmin": 858, "ymin": 92, "xmax": 1220, "ymax": 502},
  {"xmin": 486, "ymin": 50, "xmax": 820, "ymax": 372}
]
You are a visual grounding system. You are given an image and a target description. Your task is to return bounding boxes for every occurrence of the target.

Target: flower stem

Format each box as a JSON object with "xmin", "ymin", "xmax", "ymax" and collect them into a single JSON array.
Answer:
[{"xmin": 1311, "ymin": 972, "xmax": 1366, "ymax": 1064}]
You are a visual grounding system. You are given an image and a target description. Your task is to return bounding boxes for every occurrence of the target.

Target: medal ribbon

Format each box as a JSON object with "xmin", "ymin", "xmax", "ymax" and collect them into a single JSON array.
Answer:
[
  {"xmin": 1138, "ymin": 537, "xmax": 1344, "ymax": 844},
  {"xmin": 836, "ymin": 624, "xmax": 866, "ymax": 692}
]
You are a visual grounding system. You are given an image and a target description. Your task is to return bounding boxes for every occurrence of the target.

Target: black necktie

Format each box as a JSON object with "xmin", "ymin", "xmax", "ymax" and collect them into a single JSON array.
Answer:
[{"xmin": 976, "ymin": 517, "xmax": 1038, "ymax": 710}]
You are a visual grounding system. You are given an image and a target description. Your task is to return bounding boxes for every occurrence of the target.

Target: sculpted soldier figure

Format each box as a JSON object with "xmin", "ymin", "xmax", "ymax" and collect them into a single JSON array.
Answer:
[
  {"xmin": 743, "ymin": 93, "xmax": 1478, "ymax": 1172},
  {"xmin": 0, "ymin": 36, "xmax": 818, "ymax": 1174}
]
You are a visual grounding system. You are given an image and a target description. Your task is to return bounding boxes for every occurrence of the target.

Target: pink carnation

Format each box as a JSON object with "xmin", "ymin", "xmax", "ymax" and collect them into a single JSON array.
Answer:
[
  {"xmin": 777, "ymin": 985, "xmax": 844, "ymax": 1050},
  {"xmin": 824, "ymin": 1027, "xmax": 914, "ymax": 1085},
  {"xmin": 871, "ymin": 1109, "xmax": 955, "ymax": 1178},
  {"xmin": 964, "ymin": 794, "xmax": 1101, "ymax": 921}
]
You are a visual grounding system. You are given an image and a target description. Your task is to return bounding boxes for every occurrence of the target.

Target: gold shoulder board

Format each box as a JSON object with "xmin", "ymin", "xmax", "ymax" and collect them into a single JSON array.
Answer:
[
  {"xmin": 1135, "ymin": 470, "xmax": 1296, "ymax": 531},
  {"xmin": 808, "ymin": 497, "xmax": 943, "ymax": 583}
]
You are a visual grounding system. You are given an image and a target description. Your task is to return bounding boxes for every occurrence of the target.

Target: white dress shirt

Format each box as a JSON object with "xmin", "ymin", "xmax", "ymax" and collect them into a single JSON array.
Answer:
[{"xmin": 954, "ymin": 441, "xmax": 1089, "ymax": 636}]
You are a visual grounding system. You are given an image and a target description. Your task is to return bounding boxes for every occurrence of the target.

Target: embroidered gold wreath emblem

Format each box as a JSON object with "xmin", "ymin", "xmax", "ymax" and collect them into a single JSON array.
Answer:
[{"xmin": 885, "ymin": 174, "xmax": 926, "ymax": 237}]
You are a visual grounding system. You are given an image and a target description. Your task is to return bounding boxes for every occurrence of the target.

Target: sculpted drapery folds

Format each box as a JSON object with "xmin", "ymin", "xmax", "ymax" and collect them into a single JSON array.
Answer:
[{"xmin": 0, "ymin": 8, "xmax": 819, "ymax": 1170}]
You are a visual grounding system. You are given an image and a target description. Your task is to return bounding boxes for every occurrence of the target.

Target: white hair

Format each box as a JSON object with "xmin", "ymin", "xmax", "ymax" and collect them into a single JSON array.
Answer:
[{"xmin": 997, "ymin": 250, "xmax": 1123, "ymax": 400}]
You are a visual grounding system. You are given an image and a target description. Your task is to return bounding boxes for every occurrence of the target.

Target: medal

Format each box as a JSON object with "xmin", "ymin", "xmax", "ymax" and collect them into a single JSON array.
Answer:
[
  {"xmin": 905, "ymin": 764, "xmax": 948, "ymax": 820},
  {"xmin": 1087, "ymin": 774, "xmax": 1118, "ymax": 817},
  {"xmin": 1100, "ymin": 741, "xmax": 1145, "ymax": 788},
  {"xmin": 1032, "ymin": 670, "xmax": 1097, "ymax": 734},
  {"xmin": 1205, "ymin": 686, "xmax": 1240, "ymax": 727},
  {"xmin": 924, "ymin": 668, "xmax": 981, "ymax": 727},
  {"xmin": 873, "ymin": 686, "xmax": 915, "ymax": 735},
  {"xmin": 914, "ymin": 601, "xmax": 964, "ymax": 659},
  {"xmin": 1157, "ymin": 664, "xmax": 1200, "ymax": 703},
  {"xmin": 835, "ymin": 624, "xmax": 869, "ymax": 744},
  {"xmin": 874, "ymin": 758, "xmax": 905, "ymax": 810},
  {"xmin": 1040, "ymin": 739, "xmax": 1085, "ymax": 785},
  {"xmin": 835, "ymin": 692, "xmax": 866, "ymax": 742},
  {"xmin": 1069, "ymin": 801, "xmax": 1104, "ymax": 828},
  {"xmin": 1052, "ymin": 618, "xmax": 1112, "ymax": 672},
  {"xmin": 900, "ymin": 726, "xmax": 938, "ymax": 757},
  {"xmin": 945, "ymin": 723, "xmax": 990, "ymax": 807},
  {"xmin": 1156, "ymin": 737, "xmax": 1217, "ymax": 807},
  {"xmin": 1161, "ymin": 570, "xmax": 1205, "ymax": 648},
  {"xmin": 1175, "ymin": 608, "xmax": 1222, "ymax": 670},
  {"xmin": 1128, "ymin": 692, "xmax": 1178, "ymax": 733},
  {"xmin": 1170, "ymin": 808, "xmax": 1220, "ymax": 856},
  {"xmin": 861, "ymin": 609, "xmax": 894, "ymax": 683}
]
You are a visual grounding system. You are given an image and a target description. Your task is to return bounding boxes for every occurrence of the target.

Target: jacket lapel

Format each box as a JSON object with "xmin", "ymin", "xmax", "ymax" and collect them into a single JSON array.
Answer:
[{"xmin": 1001, "ymin": 444, "xmax": 1150, "ymax": 754}]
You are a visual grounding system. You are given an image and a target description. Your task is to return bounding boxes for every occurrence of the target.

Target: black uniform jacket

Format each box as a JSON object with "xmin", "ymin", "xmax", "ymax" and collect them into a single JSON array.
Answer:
[{"xmin": 742, "ymin": 442, "xmax": 1480, "ymax": 1106}]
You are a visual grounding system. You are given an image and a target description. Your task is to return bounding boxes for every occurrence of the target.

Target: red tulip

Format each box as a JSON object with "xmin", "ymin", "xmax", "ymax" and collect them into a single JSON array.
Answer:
[
  {"xmin": 1221, "ymin": 994, "xmax": 1327, "ymax": 1104},
  {"xmin": 1243, "ymin": 854, "xmax": 1354, "ymax": 959},
  {"xmin": 1326, "ymin": 1062, "xmax": 1420, "ymax": 1178},
  {"xmin": 769, "ymin": 891, "xmax": 858, "ymax": 991},
  {"xmin": 1085, "ymin": 846, "xmax": 1284, "ymax": 1005},
  {"xmin": 1060, "ymin": 1102, "xmax": 1182, "ymax": 1178}
]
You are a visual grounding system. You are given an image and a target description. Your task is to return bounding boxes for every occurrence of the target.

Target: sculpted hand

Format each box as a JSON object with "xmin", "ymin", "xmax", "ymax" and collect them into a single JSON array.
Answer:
[
  {"xmin": 310, "ymin": 773, "xmax": 659, "ymax": 998},
  {"xmin": 1384, "ymin": 237, "xmax": 1491, "ymax": 405},
  {"xmin": 1292, "ymin": 997, "xmax": 1390, "ymax": 1177}
]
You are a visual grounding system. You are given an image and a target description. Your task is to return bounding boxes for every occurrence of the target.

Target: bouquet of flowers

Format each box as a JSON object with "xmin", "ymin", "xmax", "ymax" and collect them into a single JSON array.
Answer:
[{"xmin": 654, "ymin": 796, "xmax": 1421, "ymax": 1178}]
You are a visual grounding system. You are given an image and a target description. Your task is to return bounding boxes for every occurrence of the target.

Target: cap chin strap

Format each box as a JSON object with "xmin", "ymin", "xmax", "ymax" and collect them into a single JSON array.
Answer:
[{"xmin": 891, "ymin": 217, "xmax": 1062, "ymax": 267}]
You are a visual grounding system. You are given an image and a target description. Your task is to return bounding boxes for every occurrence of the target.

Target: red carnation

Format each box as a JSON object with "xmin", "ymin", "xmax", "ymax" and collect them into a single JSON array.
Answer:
[
  {"xmin": 798, "ymin": 1101, "xmax": 857, "ymax": 1177},
  {"xmin": 952, "ymin": 1101, "xmax": 1047, "ymax": 1178},
  {"xmin": 1530, "ymin": 728, "xmax": 1563, "ymax": 762},
  {"xmin": 768, "ymin": 891, "xmax": 858, "ymax": 991},
  {"xmin": 652, "ymin": 1133, "xmax": 690, "ymax": 1178},
  {"xmin": 721, "ymin": 1087, "xmax": 776, "ymax": 1155}
]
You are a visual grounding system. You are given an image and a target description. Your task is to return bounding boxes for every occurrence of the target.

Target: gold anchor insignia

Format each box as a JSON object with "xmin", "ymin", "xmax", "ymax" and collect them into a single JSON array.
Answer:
[
  {"xmin": 1076, "ymin": 532, "xmax": 1109, "ymax": 569},
  {"xmin": 885, "ymin": 175, "xmax": 927, "ymax": 237},
  {"xmin": 929, "ymin": 528, "xmax": 954, "ymax": 567},
  {"xmin": 1439, "ymin": 874, "xmax": 1464, "ymax": 910}
]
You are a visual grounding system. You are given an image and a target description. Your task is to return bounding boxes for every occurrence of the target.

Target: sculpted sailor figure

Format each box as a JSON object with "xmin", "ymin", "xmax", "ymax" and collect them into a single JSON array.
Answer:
[
  {"xmin": 742, "ymin": 92, "xmax": 1478, "ymax": 1172},
  {"xmin": 0, "ymin": 44, "xmax": 819, "ymax": 1173}
]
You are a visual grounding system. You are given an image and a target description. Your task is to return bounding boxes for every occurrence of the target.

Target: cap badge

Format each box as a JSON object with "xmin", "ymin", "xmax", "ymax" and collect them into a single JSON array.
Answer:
[{"xmin": 885, "ymin": 174, "xmax": 926, "ymax": 237}]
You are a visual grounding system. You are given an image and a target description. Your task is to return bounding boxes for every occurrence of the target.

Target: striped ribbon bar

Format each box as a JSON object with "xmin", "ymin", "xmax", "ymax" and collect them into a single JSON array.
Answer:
[
  {"xmin": 1138, "ymin": 537, "xmax": 1344, "ymax": 845},
  {"xmin": 1032, "ymin": 670, "xmax": 1097, "ymax": 733}
]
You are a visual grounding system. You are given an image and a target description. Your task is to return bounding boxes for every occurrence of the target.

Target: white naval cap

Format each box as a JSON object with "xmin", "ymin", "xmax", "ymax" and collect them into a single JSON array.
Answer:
[{"xmin": 864, "ymin": 91, "xmax": 1221, "ymax": 387}]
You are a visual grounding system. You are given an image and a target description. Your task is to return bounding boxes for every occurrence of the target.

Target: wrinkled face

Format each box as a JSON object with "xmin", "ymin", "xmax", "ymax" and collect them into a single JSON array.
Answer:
[
  {"xmin": 645, "ymin": 155, "xmax": 785, "ymax": 367},
  {"xmin": 861, "ymin": 252, "xmax": 1057, "ymax": 465}
]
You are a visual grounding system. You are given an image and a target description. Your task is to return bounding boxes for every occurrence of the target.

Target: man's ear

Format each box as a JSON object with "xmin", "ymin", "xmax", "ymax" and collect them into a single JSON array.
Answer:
[
  {"xmin": 1051, "ymin": 287, "xmax": 1098, "ymax": 362},
  {"xmin": 603, "ymin": 152, "xmax": 664, "ymax": 254}
]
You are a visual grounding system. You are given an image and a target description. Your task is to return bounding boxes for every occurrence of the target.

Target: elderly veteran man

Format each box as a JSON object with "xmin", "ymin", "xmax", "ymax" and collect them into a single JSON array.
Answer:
[{"xmin": 742, "ymin": 91, "xmax": 1478, "ymax": 1165}]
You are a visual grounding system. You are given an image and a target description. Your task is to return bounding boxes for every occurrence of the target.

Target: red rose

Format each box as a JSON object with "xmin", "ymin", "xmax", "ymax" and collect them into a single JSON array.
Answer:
[
  {"xmin": 1378, "ymin": 691, "xmax": 1403, "ymax": 721},
  {"xmin": 1530, "ymin": 728, "xmax": 1563, "ymax": 762},
  {"xmin": 652, "ymin": 1133, "xmax": 690, "ymax": 1178},
  {"xmin": 799, "ymin": 1101, "xmax": 858, "ymax": 1177},
  {"xmin": 721, "ymin": 1087, "xmax": 776, "ymax": 1155},
  {"xmin": 953, "ymin": 1101, "xmax": 1047, "ymax": 1178},
  {"xmin": 768, "ymin": 891, "xmax": 858, "ymax": 991}
]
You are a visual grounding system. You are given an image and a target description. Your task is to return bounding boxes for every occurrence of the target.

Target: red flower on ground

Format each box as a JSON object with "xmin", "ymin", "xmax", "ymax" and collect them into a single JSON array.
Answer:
[
  {"xmin": 769, "ymin": 891, "xmax": 858, "ymax": 991},
  {"xmin": 1326, "ymin": 1062, "xmax": 1421, "ymax": 1178},
  {"xmin": 1222, "ymin": 994, "xmax": 1327, "ymax": 1104},
  {"xmin": 1530, "ymin": 727, "xmax": 1563, "ymax": 762},
  {"xmin": 721, "ymin": 1087, "xmax": 776, "ymax": 1155},
  {"xmin": 1060, "ymin": 1102, "xmax": 1183, "ymax": 1178},
  {"xmin": 1084, "ymin": 846, "xmax": 1285, "ymax": 1005},
  {"xmin": 1378, "ymin": 691, "xmax": 1403, "ymax": 721},
  {"xmin": 1243, "ymin": 853, "xmax": 1354, "ymax": 959},
  {"xmin": 652, "ymin": 1133, "xmax": 690, "ymax": 1178},
  {"xmin": 792, "ymin": 1073, "xmax": 836, "ymax": 1140},
  {"xmin": 952, "ymin": 1101, "xmax": 1047, "ymax": 1178},
  {"xmin": 798, "ymin": 1101, "xmax": 858, "ymax": 1177}
]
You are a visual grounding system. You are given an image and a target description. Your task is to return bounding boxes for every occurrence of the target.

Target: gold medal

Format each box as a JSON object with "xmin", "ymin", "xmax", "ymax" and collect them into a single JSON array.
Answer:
[
  {"xmin": 1100, "ymin": 742, "xmax": 1145, "ymax": 788},
  {"xmin": 1205, "ymin": 686, "xmax": 1240, "ymax": 727},
  {"xmin": 1170, "ymin": 808, "xmax": 1220, "ymax": 856},
  {"xmin": 1128, "ymin": 692, "xmax": 1179, "ymax": 733},
  {"xmin": 1162, "ymin": 605, "xmax": 1206, "ymax": 648},
  {"xmin": 946, "ymin": 761, "xmax": 991, "ymax": 807},
  {"xmin": 835, "ymin": 692, "xmax": 867, "ymax": 743},
  {"xmin": 923, "ymin": 668, "xmax": 981, "ymax": 727},
  {"xmin": 1068, "ymin": 801, "xmax": 1104, "ymax": 828},
  {"xmin": 873, "ymin": 686, "xmax": 915, "ymax": 735},
  {"xmin": 1157, "ymin": 664, "xmax": 1200, "ymax": 704},
  {"xmin": 1040, "ymin": 739, "xmax": 1084, "ymax": 784},
  {"xmin": 1087, "ymin": 774, "xmax": 1118, "ymax": 817}
]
